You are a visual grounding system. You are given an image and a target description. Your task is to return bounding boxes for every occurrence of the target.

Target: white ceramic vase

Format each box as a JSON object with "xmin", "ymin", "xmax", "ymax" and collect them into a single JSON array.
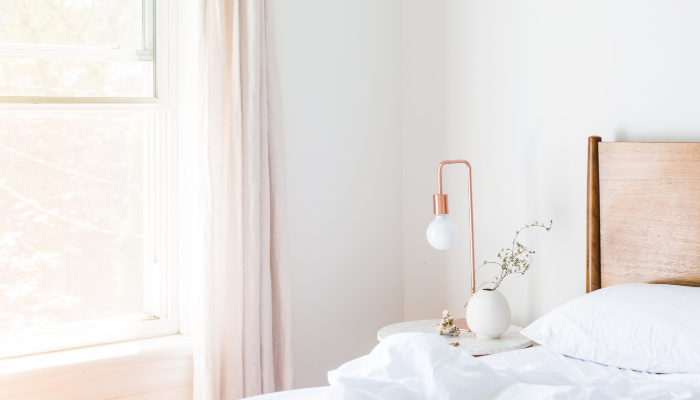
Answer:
[{"xmin": 466, "ymin": 288, "xmax": 511, "ymax": 339}]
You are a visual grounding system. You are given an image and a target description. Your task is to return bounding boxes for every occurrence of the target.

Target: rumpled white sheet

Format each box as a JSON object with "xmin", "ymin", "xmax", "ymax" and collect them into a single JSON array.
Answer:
[{"xmin": 327, "ymin": 333, "xmax": 700, "ymax": 399}]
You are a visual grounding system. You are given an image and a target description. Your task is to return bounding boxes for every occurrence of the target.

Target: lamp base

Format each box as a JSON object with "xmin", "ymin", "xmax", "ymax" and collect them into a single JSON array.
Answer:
[{"xmin": 454, "ymin": 317, "xmax": 471, "ymax": 332}]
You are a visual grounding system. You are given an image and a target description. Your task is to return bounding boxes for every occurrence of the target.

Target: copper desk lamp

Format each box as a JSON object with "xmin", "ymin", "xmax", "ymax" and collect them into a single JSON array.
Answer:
[{"xmin": 426, "ymin": 159, "xmax": 476, "ymax": 298}]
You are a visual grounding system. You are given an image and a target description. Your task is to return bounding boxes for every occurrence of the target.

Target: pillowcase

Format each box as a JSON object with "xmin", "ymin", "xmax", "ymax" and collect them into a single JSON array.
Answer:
[{"xmin": 521, "ymin": 283, "xmax": 700, "ymax": 374}]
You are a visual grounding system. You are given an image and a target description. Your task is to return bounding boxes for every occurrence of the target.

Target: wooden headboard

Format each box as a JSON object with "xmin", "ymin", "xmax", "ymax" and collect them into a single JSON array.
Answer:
[{"xmin": 587, "ymin": 136, "xmax": 700, "ymax": 292}]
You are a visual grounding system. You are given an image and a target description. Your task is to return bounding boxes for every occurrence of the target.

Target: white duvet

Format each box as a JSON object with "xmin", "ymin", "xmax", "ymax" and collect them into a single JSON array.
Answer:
[
  {"xmin": 323, "ymin": 333, "xmax": 700, "ymax": 400},
  {"xmin": 247, "ymin": 332, "xmax": 700, "ymax": 399}
]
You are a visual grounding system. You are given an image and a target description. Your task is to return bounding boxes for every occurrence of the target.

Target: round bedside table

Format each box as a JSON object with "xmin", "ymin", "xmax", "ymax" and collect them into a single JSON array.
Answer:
[{"xmin": 377, "ymin": 319, "xmax": 533, "ymax": 356}]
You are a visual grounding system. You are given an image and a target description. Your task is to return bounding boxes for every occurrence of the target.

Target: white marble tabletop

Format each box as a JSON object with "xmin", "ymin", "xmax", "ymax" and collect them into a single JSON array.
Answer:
[{"xmin": 377, "ymin": 319, "xmax": 533, "ymax": 356}]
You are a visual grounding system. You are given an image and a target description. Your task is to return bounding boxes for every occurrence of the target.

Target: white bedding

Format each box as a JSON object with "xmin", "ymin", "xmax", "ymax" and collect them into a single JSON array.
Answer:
[
  {"xmin": 247, "ymin": 333, "xmax": 700, "ymax": 399},
  {"xmin": 521, "ymin": 283, "xmax": 700, "ymax": 374}
]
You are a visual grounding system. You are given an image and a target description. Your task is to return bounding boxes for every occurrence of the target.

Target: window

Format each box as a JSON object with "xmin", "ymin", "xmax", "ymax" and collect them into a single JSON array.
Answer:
[
  {"xmin": 0, "ymin": 0, "xmax": 155, "ymax": 101},
  {"xmin": 0, "ymin": 0, "xmax": 179, "ymax": 359}
]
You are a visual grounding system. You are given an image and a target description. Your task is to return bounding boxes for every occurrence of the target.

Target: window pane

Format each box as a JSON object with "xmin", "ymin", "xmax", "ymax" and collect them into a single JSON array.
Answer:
[
  {"xmin": 0, "ymin": 111, "xmax": 144, "ymax": 332},
  {"xmin": 0, "ymin": 0, "xmax": 143, "ymax": 49},
  {"xmin": 0, "ymin": 57, "xmax": 153, "ymax": 97},
  {"xmin": 0, "ymin": 0, "xmax": 153, "ymax": 98}
]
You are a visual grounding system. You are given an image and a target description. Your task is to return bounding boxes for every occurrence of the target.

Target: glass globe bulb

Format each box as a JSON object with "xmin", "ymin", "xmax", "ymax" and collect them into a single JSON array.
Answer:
[{"xmin": 426, "ymin": 215, "xmax": 459, "ymax": 250}]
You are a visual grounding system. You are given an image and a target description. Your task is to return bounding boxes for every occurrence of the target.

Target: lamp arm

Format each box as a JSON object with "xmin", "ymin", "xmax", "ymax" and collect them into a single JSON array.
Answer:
[{"xmin": 436, "ymin": 160, "xmax": 476, "ymax": 295}]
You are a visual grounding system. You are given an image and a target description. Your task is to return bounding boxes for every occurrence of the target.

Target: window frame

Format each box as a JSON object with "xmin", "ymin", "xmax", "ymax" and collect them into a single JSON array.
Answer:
[
  {"xmin": 0, "ymin": 0, "xmax": 183, "ymax": 359},
  {"xmin": 0, "ymin": 0, "xmax": 159, "ymax": 104}
]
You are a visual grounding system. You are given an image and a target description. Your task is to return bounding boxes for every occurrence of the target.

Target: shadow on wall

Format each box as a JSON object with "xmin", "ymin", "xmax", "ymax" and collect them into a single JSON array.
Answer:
[{"xmin": 616, "ymin": 130, "xmax": 700, "ymax": 142}]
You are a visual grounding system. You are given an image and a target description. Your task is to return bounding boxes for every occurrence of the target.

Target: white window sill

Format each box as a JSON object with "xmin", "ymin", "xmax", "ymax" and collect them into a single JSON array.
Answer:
[{"xmin": 0, "ymin": 334, "xmax": 193, "ymax": 399}]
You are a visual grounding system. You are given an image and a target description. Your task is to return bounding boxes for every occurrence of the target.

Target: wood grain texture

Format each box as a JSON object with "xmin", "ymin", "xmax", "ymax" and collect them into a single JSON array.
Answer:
[
  {"xmin": 598, "ymin": 142, "xmax": 700, "ymax": 289},
  {"xmin": 587, "ymin": 137, "xmax": 602, "ymax": 293}
]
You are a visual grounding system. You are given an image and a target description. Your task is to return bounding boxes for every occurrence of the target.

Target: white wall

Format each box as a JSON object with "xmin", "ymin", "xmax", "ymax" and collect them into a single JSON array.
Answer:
[
  {"xmin": 402, "ymin": 0, "xmax": 700, "ymax": 326},
  {"xmin": 274, "ymin": 0, "xmax": 404, "ymax": 389}
]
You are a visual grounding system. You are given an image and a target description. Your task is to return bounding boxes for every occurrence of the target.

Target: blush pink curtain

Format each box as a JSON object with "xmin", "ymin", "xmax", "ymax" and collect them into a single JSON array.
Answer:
[{"xmin": 194, "ymin": 0, "xmax": 292, "ymax": 398}]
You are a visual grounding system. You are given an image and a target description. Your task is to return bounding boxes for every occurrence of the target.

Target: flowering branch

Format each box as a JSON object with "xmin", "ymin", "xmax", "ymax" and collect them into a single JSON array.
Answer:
[{"xmin": 480, "ymin": 220, "xmax": 552, "ymax": 291}]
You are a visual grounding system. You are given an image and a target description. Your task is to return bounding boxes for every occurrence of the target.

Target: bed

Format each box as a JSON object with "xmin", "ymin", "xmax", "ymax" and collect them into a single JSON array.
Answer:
[
  {"xmin": 247, "ymin": 137, "xmax": 700, "ymax": 399},
  {"xmin": 249, "ymin": 343, "xmax": 700, "ymax": 399}
]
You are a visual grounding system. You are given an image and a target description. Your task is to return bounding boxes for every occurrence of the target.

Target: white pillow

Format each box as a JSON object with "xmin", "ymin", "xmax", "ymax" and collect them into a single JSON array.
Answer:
[{"xmin": 521, "ymin": 283, "xmax": 700, "ymax": 374}]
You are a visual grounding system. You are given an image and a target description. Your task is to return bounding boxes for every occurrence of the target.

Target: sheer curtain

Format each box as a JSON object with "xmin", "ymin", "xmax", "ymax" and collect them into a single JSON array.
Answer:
[{"xmin": 194, "ymin": 0, "xmax": 293, "ymax": 398}]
